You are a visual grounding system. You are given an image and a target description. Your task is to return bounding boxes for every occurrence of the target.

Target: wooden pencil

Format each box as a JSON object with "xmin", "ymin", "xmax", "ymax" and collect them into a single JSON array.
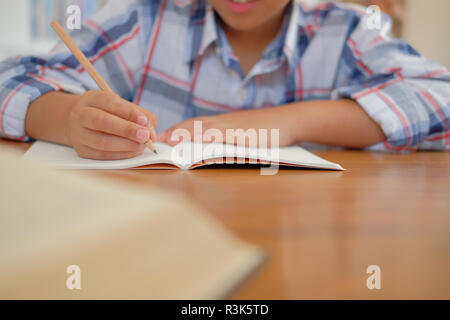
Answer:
[{"xmin": 50, "ymin": 21, "xmax": 157, "ymax": 154}]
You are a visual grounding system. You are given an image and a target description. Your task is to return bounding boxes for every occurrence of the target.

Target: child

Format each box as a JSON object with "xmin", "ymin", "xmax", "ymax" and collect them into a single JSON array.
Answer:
[{"xmin": 0, "ymin": 0, "xmax": 448, "ymax": 159}]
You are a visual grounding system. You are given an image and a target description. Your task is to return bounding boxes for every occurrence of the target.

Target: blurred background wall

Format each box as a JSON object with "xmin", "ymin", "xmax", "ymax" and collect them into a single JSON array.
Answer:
[
  {"xmin": 0, "ymin": 0, "xmax": 106, "ymax": 60},
  {"xmin": 344, "ymin": 0, "xmax": 450, "ymax": 68},
  {"xmin": 0, "ymin": 0, "xmax": 448, "ymax": 68},
  {"xmin": 402, "ymin": 0, "xmax": 450, "ymax": 69}
]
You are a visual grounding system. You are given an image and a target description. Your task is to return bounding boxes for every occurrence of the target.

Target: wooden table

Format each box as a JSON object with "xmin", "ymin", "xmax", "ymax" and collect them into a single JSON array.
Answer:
[{"xmin": 2, "ymin": 140, "xmax": 450, "ymax": 299}]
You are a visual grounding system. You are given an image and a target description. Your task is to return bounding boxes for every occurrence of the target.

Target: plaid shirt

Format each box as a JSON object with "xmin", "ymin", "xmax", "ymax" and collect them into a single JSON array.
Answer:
[{"xmin": 0, "ymin": 0, "xmax": 449, "ymax": 152}]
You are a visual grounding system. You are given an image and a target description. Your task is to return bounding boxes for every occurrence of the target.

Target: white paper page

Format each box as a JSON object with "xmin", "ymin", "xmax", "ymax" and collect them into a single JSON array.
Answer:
[
  {"xmin": 24, "ymin": 141, "xmax": 344, "ymax": 170},
  {"xmin": 23, "ymin": 141, "xmax": 179, "ymax": 169},
  {"xmin": 259, "ymin": 145, "xmax": 344, "ymax": 170},
  {"xmin": 185, "ymin": 143, "xmax": 344, "ymax": 170}
]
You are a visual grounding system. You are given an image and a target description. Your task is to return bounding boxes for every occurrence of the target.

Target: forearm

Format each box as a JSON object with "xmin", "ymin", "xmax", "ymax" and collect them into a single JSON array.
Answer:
[
  {"xmin": 25, "ymin": 92, "xmax": 79, "ymax": 146},
  {"xmin": 289, "ymin": 99, "xmax": 386, "ymax": 148}
]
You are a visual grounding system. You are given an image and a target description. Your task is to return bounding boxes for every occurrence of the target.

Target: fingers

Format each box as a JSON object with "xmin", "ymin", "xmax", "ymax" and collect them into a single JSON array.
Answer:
[
  {"xmin": 79, "ymin": 127, "xmax": 146, "ymax": 152},
  {"xmin": 140, "ymin": 108, "xmax": 159, "ymax": 133},
  {"xmin": 69, "ymin": 90, "xmax": 159, "ymax": 160},
  {"xmin": 80, "ymin": 107, "xmax": 151, "ymax": 144},
  {"xmin": 76, "ymin": 143, "xmax": 145, "ymax": 160},
  {"xmin": 84, "ymin": 90, "xmax": 158, "ymax": 130},
  {"xmin": 158, "ymin": 121, "xmax": 196, "ymax": 146}
]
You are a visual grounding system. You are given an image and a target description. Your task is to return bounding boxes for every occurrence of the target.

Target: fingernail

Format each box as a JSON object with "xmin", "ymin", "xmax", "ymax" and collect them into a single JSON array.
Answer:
[
  {"xmin": 136, "ymin": 128, "xmax": 150, "ymax": 142},
  {"xmin": 150, "ymin": 126, "xmax": 157, "ymax": 141},
  {"xmin": 137, "ymin": 115, "xmax": 148, "ymax": 127}
]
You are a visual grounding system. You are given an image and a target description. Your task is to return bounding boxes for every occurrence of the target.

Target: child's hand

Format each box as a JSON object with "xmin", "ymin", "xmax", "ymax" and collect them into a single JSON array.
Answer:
[
  {"xmin": 157, "ymin": 107, "xmax": 298, "ymax": 147},
  {"xmin": 68, "ymin": 90, "xmax": 158, "ymax": 160}
]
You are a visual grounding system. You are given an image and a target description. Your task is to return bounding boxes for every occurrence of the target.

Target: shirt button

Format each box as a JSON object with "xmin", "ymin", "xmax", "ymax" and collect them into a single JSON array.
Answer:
[{"xmin": 239, "ymin": 88, "xmax": 248, "ymax": 100}]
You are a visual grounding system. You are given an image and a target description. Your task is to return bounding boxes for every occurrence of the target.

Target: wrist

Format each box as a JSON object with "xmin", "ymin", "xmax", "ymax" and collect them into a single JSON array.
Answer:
[{"xmin": 25, "ymin": 92, "xmax": 80, "ymax": 147}]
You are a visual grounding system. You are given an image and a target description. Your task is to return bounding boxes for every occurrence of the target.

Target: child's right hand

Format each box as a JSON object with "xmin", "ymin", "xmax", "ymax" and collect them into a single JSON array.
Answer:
[{"xmin": 68, "ymin": 90, "xmax": 158, "ymax": 160}]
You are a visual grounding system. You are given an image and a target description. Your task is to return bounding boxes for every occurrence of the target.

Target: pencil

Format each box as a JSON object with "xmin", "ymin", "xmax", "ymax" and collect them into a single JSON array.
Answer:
[{"xmin": 50, "ymin": 21, "xmax": 157, "ymax": 154}]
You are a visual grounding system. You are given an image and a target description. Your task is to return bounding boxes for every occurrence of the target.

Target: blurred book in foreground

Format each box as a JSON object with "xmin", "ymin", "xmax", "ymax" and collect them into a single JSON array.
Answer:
[{"xmin": 0, "ymin": 148, "xmax": 264, "ymax": 299}]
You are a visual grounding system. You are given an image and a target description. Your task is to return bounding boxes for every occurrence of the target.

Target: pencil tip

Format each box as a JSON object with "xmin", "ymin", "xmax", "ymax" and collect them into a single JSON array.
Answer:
[{"xmin": 153, "ymin": 150, "xmax": 158, "ymax": 155}]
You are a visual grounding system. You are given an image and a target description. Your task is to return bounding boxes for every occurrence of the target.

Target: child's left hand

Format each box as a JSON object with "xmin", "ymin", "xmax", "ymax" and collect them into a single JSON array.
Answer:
[{"xmin": 157, "ymin": 106, "xmax": 298, "ymax": 147}]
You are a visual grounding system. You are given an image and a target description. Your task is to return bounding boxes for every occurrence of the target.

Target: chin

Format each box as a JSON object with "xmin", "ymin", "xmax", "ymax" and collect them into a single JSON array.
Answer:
[
  {"xmin": 209, "ymin": 0, "xmax": 289, "ymax": 32},
  {"xmin": 220, "ymin": 17, "xmax": 263, "ymax": 32}
]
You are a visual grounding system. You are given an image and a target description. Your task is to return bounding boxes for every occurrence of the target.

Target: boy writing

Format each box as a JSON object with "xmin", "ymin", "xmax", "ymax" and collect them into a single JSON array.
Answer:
[{"xmin": 0, "ymin": 0, "xmax": 448, "ymax": 159}]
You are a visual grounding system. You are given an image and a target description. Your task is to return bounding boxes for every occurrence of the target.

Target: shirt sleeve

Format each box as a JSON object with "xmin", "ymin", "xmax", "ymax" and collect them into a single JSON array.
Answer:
[
  {"xmin": 333, "ymin": 13, "xmax": 450, "ymax": 152},
  {"xmin": 0, "ymin": 0, "xmax": 148, "ymax": 141}
]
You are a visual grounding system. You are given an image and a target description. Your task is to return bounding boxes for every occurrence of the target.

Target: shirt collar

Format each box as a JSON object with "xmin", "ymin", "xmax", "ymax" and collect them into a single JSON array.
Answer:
[
  {"xmin": 199, "ymin": 3, "xmax": 219, "ymax": 57},
  {"xmin": 184, "ymin": 2, "xmax": 218, "ymax": 64},
  {"xmin": 283, "ymin": 1, "xmax": 303, "ymax": 67},
  {"xmin": 184, "ymin": 0, "xmax": 306, "ymax": 67}
]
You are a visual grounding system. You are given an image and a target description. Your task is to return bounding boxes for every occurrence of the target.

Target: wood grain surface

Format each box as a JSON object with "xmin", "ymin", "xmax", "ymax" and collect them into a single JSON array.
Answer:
[{"xmin": 2, "ymin": 139, "xmax": 449, "ymax": 299}]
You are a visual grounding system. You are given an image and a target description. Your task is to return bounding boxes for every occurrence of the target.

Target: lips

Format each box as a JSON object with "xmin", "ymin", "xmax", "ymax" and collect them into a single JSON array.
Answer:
[{"xmin": 225, "ymin": 0, "xmax": 258, "ymax": 14}]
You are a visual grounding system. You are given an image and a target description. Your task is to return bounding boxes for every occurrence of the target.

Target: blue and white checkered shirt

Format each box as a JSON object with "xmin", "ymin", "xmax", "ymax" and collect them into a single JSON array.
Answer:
[{"xmin": 0, "ymin": 0, "xmax": 449, "ymax": 151}]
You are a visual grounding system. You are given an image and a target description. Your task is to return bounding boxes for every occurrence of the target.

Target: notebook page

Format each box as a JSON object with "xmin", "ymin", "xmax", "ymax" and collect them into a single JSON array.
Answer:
[
  {"xmin": 24, "ymin": 141, "xmax": 343, "ymax": 170},
  {"xmin": 23, "ymin": 141, "xmax": 179, "ymax": 169},
  {"xmin": 188, "ymin": 143, "xmax": 344, "ymax": 170},
  {"xmin": 267, "ymin": 146, "xmax": 344, "ymax": 170}
]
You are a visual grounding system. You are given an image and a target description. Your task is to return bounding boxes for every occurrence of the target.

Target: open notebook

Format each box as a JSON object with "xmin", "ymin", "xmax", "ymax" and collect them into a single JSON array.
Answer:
[
  {"xmin": 0, "ymin": 148, "xmax": 264, "ymax": 299},
  {"xmin": 24, "ymin": 141, "xmax": 344, "ymax": 170}
]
